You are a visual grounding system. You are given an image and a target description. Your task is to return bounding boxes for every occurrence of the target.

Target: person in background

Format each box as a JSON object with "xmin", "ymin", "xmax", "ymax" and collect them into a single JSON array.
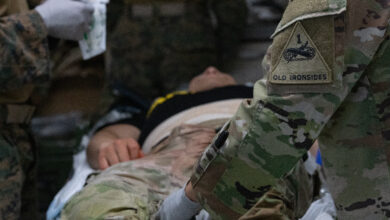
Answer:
[
  {"xmin": 106, "ymin": 0, "xmax": 248, "ymax": 99},
  {"xmin": 0, "ymin": 0, "xmax": 93, "ymax": 218}
]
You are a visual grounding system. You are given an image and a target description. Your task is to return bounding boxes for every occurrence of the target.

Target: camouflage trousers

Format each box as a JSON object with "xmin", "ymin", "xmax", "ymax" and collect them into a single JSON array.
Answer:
[
  {"xmin": 0, "ymin": 123, "xmax": 37, "ymax": 220},
  {"xmin": 61, "ymin": 123, "xmax": 221, "ymax": 220}
]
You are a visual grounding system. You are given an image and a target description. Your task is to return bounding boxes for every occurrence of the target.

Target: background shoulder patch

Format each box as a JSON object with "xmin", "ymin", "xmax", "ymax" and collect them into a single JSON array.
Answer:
[{"xmin": 269, "ymin": 22, "xmax": 332, "ymax": 85}]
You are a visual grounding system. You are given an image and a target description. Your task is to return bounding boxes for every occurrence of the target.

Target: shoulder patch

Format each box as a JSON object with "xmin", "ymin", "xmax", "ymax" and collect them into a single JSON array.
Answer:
[{"xmin": 269, "ymin": 22, "xmax": 332, "ymax": 85}]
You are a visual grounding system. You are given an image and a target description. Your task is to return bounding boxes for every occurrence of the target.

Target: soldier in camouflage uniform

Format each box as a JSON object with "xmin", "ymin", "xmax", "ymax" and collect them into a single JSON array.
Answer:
[
  {"xmin": 174, "ymin": 0, "xmax": 390, "ymax": 219},
  {"xmin": 0, "ymin": 0, "xmax": 93, "ymax": 218},
  {"xmin": 106, "ymin": 0, "xmax": 248, "ymax": 98}
]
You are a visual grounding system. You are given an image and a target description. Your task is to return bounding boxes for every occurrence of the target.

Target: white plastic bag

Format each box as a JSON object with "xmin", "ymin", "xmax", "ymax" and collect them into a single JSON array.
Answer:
[
  {"xmin": 300, "ymin": 188, "xmax": 337, "ymax": 220},
  {"xmin": 79, "ymin": 0, "xmax": 110, "ymax": 60}
]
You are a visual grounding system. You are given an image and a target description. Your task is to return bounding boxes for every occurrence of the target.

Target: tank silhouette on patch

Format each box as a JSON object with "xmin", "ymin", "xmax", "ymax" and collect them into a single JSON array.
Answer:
[
  {"xmin": 283, "ymin": 34, "xmax": 316, "ymax": 63},
  {"xmin": 270, "ymin": 22, "xmax": 332, "ymax": 85}
]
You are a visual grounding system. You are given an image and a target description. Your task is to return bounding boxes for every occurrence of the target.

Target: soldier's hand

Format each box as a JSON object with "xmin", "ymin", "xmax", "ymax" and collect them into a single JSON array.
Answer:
[
  {"xmin": 97, "ymin": 138, "xmax": 144, "ymax": 170},
  {"xmin": 35, "ymin": 0, "xmax": 94, "ymax": 41}
]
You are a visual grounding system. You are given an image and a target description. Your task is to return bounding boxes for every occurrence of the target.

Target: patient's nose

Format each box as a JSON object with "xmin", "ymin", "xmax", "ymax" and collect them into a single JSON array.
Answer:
[{"xmin": 205, "ymin": 66, "xmax": 218, "ymax": 75}]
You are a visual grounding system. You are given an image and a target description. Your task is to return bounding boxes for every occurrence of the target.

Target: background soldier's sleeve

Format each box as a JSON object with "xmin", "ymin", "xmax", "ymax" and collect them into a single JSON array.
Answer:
[
  {"xmin": 0, "ymin": 10, "xmax": 50, "ymax": 92},
  {"xmin": 190, "ymin": 0, "xmax": 390, "ymax": 219},
  {"xmin": 211, "ymin": 0, "xmax": 247, "ymax": 65}
]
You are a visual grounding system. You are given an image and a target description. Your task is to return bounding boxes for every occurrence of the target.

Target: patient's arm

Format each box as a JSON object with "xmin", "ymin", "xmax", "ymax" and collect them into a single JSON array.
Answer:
[{"xmin": 87, "ymin": 124, "xmax": 143, "ymax": 170}]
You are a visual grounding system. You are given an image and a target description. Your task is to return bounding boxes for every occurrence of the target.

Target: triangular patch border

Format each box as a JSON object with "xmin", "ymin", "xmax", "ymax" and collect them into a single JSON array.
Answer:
[{"xmin": 269, "ymin": 22, "xmax": 332, "ymax": 85}]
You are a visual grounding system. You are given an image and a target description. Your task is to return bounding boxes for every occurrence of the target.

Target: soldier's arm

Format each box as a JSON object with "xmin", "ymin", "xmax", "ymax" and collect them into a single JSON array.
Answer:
[
  {"xmin": 190, "ymin": 1, "xmax": 390, "ymax": 219},
  {"xmin": 87, "ymin": 124, "xmax": 143, "ymax": 170},
  {"xmin": 0, "ymin": 9, "xmax": 50, "ymax": 92}
]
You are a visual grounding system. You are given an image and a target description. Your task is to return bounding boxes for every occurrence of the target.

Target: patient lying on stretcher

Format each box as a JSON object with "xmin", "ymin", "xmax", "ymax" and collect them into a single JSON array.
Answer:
[{"xmin": 49, "ymin": 67, "xmax": 333, "ymax": 220}]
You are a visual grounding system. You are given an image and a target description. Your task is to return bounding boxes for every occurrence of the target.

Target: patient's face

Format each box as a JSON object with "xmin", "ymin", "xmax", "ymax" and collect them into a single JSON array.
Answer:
[{"xmin": 189, "ymin": 66, "xmax": 237, "ymax": 93}]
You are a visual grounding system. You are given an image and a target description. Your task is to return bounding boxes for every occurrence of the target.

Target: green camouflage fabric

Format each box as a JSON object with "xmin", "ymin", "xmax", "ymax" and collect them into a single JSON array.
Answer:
[
  {"xmin": 190, "ymin": 0, "xmax": 390, "ymax": 219},
  {"xmin": 61, "ymin": 122, "xmax": 223, "ymax": 219},
  {"xmin": 106, "ymin": 0, "xmax": 247, "ymax": 98},
  {"xmin": 0, "ymin": 9, "xmax": 50, "ymax": 93},
  {"xmin": 0, "ymin": 124, "xmax": 38, "ymax": 220},
  {"xmin": 0, "ymin": 1, "xmax": 50, "ymax": 219}
]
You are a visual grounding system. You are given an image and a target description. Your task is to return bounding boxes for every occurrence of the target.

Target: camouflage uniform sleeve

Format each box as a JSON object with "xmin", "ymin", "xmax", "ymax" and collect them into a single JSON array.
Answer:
[
  {"xmin": 0, "ymin": 10, "xmax": 50, "ymax": 92},
  {"xmin": 190, "ymin": 0, "xmax": 390, "ymax": 219}
]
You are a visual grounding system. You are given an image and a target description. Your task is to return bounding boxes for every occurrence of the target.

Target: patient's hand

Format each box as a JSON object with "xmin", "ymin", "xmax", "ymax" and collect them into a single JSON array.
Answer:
[{"xmin": 97, "ymin": 138, "xmax": 144, "ymax": 170}]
